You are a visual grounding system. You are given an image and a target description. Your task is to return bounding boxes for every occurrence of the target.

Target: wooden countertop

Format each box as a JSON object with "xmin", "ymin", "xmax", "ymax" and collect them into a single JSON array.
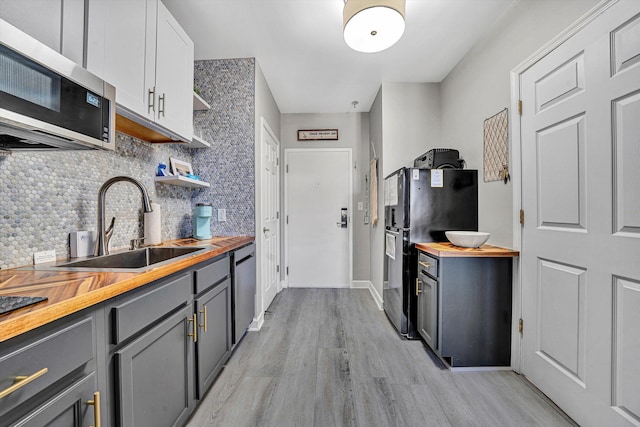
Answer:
[
  {"xmin": 0, "ymin": 236, "xmax": 254, "ymax": 342},
  {"xmin": 416, "ymin": 242, "xmax": 519, "ymax": 258}
]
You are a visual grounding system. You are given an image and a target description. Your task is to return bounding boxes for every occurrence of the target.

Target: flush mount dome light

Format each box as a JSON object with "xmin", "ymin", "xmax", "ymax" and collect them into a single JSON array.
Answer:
[{"xmin": 343, "ymin": 0, "xmax": 406, "ymax": 53}]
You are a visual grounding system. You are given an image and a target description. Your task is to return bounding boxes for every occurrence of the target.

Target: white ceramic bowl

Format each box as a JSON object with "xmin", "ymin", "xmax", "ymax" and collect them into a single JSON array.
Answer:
[{"xmin": 445, "ymin": 231, "xmax": 490, "ymax": 248}]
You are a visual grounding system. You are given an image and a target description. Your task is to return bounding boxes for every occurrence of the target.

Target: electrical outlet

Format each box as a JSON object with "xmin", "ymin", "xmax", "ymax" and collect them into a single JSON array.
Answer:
[{"xmin": 218, "ymin": 208, "xmax": 226, "ymax": 222}]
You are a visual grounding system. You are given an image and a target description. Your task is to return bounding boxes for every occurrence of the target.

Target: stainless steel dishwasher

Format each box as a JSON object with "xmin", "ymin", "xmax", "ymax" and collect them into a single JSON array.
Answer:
[{"xmin": 232, "ymin": 243, "xmax": 256, "ymax": 346}]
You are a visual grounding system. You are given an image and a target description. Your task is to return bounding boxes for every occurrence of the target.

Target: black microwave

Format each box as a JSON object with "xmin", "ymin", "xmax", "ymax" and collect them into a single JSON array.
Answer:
[{"xmin": 0, "ymin": 19, "xmax": 115, "ymax": 151}]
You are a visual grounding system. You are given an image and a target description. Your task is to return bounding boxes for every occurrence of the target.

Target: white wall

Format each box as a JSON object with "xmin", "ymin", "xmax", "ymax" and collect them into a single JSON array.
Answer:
[
  {"xmin": 440, "ymin": 0, "xmax": 600, "ymax": 247},
  {"xmin": 369, "ymin": 89, "xmax": 384, "ymax": 304},
  {"xmin": 381, "ymin": 83, "xmax": 442, "ymax": 175},
  {"xmin": 254, "ymin": 60, "xmax": 281, "ymax": 322},
  {"xmin": 280, "ymin": 113, "xmax": 371, "ymax": 283},
  {"xmin": 255, "ymin": 61, "xmax": 281, "ymax": 138},
  {"xmin": 367, "ymin": 83, "xmax": 441, "ymax": 303}
]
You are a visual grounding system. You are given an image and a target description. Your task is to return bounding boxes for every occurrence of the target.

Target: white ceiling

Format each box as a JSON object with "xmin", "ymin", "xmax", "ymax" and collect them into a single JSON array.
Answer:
[{"xmin": 163, "ymin": 0, "xmax": 516, "ymax": 114}]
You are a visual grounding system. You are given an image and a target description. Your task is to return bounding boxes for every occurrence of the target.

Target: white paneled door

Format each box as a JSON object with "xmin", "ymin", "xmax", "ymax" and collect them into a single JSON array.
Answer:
[
  {"xmin": 520, "ymin": 1, "xmax": 640, "ymax": 426},
  {"xmin": 260, "ymin": 119, "xmax": 280, "ymax": 312},
  {"xmin": 285, "ymin": 149, "xmax": 351, "ymax": 288}
]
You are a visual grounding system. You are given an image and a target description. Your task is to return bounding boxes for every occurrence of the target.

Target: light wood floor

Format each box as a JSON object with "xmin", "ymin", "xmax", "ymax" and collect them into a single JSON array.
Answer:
[{"xmin": 186, "ymin": 288, "xmax": 576, "ymax": 427}]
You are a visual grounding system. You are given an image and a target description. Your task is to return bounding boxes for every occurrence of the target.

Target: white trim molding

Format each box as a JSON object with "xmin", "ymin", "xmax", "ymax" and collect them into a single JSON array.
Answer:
[{"xmin": 352, "ymin": 280, "xmax": 383, "ymax": 310}]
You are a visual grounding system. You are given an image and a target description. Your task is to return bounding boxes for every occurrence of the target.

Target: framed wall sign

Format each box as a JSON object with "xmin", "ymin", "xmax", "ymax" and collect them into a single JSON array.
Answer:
[{"xmin": 297, "ymin": 129, "xmax": 339, "ymax": 141}]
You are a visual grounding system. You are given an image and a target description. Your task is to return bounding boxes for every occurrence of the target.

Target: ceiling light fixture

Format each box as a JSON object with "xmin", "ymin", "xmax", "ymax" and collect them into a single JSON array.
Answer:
[{"xmin": 343, "ymin": 0, "xmax": 406, "ymax": 53}]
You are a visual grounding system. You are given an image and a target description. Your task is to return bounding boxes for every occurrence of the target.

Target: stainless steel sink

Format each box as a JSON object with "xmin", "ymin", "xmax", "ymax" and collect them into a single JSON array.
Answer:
[{"xmin": 51, "ymin": 246, "xmax": 207, "ymax": 271}]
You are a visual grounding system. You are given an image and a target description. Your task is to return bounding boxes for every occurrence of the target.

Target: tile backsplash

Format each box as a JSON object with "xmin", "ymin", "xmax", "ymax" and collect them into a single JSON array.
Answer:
[
  {"xmin": 0, "ymin": 133, "xmax": 193, "ymax": 269},
  {"xmin": 193, "ymin": 58, "xmax": 256, "ymax": 237},
  {"xmin": 0, "ymin": 58, "xmax": 257, "ymax": 270}
]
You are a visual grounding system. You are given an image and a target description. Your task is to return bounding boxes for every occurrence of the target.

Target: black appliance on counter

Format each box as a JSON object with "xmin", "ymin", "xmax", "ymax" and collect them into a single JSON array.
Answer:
[{"xmin": 383, "ymin": 168, "xmax": 478, "ymax": 338}]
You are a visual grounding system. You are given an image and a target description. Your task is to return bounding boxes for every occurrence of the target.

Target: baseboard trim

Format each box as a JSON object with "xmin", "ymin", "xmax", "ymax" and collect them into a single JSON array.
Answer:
[
  {"xmin": 352, "ymin": 280, "xmax": 383, "ymax": 310},
  {"xmin": 249, "ymin": 311, "xmax": 264, "ymax": 331},
  {"xmin": 351, "ymin": 280, "xmax": 370, "ymax": 289}
]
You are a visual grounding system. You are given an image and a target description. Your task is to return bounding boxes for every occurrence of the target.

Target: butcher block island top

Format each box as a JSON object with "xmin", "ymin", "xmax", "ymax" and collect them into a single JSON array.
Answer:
[
  {"xmin": 0, "ymin": 236, "xmax": 253, "ymax": 342},
  {"xmin": 416, "ymin": 242, "xmax": 519, "ymax": 258}
]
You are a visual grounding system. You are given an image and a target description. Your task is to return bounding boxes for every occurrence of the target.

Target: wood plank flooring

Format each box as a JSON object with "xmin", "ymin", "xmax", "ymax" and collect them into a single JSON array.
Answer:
[{"xmin": 186, "ymin": 289, "xmax": 576, "ymax": 427}]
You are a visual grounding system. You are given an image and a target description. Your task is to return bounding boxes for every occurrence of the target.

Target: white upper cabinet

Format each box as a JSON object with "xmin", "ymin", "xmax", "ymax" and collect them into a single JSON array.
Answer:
[
  {"xmin": 0, "ymin": 0, "xmax": 86, "ymax": 65},
  {"xmin": 154, "ymin": 2, "xmax": 194, "ymax": 140},
  {"xmin": 86, "ymin": 0, "xmax": 194, "ymax": 141}
]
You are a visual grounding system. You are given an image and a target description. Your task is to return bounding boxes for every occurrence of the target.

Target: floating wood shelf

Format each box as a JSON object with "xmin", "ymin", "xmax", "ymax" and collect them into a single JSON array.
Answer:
[
  {"xmin": 154, "ymin": 176, "xmax": 210, "ymax": 188},
  {"xmin": 193, "ymin": 92, "xmax": 211, "ymax": 111}
]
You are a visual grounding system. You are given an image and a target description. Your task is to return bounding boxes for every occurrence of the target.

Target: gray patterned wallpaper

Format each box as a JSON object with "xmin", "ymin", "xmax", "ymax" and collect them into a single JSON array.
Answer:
[
  {"xmin": 193, "ymin": 58, "xmax": 256, "ymax": 236},
  {"xmin": 0, "ymin": 59, "xmax": 257, "ymax": 269}
]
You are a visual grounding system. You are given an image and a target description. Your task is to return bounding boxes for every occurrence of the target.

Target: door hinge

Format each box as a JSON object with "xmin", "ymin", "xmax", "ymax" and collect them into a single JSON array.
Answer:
[
  {"xmin": 519, "ymin": 209, "xmax": 525, "ymax": 225},
  {"xmin": 286, "ymin": 215, "xmax": 289, "ymax": 224},
  {"xmin": 286, "ymin": 164, "xmax": 288, "ymax": 173},
  {"xmin": 519, "ymin": 318, "xmax": 523, "ymax": 334},
  {"xmin": 517, "ymin": 100, "xmax": 523, "ymax": 115},
  {"xmin": 277, "ymin": 211, "xmax": 280, "ymax": 219},
  {"xmin": 276, "ymin": 158, "xmax": 279, "ymax": 166},
  {"xmin": 286, "ymin": 266, "xmax": 289, "ymax": 275},
  {"xmin": 276, "ymin": 265, "xmax": 280, "ymax": 273}
]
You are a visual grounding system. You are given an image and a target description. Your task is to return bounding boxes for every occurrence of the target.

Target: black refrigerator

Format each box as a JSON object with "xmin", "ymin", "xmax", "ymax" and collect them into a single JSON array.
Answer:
[{"xmin": 383, "ymin": 168, "xmax": 478, "ymax": 338}]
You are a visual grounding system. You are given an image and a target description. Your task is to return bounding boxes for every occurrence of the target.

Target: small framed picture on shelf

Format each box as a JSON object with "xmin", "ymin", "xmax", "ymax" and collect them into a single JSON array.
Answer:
[{"xmin": 169, "ymin": 157, "xmax": 193, "ymax": 177}]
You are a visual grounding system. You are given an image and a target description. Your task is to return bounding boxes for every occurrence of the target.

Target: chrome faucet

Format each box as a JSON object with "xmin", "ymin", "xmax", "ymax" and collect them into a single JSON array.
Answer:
[{"xmin": 95, "ymin": 176, "xmax": 152, "ymax": 256}]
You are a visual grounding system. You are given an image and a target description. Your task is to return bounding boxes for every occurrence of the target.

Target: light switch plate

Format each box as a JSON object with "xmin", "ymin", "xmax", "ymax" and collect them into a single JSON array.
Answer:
[
  {"xmin": 357, "ymin": 202, "xmax": 364, "ymax": 211},
  {"xmin": 218, "ymin": 208, "xmax": 226, "ymax": 222},
  {"xmin": 34, "ymin": 250, "xmax": 56, "ymax": 265}
]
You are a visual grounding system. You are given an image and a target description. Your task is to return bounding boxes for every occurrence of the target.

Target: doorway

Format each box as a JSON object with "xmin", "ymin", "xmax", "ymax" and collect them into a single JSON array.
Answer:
[
  {"xmin": 284, "ymin": 148, "xmax": 352, "ymax": 288},
  {"xmin": 516, "ymin": 1, "xmax": 640, "ymax": 425}
]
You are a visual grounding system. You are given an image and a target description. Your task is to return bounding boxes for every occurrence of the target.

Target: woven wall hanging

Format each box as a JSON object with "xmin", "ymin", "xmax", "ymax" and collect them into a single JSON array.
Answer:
[{"xmin": 483, "ymin": 108, "xmax": 510, "ymax": 183}]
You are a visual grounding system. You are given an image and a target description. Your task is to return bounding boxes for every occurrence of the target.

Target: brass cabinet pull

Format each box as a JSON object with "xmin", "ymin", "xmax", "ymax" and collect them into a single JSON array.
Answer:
[
  {"xmin": 148, "ymin": 87, "xmax": 156, "ymax": 113},
  {"xmin": 87, "ymin": 391, "xmax": 101, "ymax": 427},
  {"xmin": 416, "ymin": 278, "xmax": 422, "ymax": 296},
  {"xmin": 0, "ymin": 367, "xmax": 48, "ymax": 399},
  {"xmin": 188, "ymin": 313, "xmax": 198, "ymax": 343},
  {"xmin": 199, "ymin": 305, "xmax": 208, "ymax": 332},
  {"xmin": 418, "ymin": 261, "xmax": 432, "ymax": 269}
]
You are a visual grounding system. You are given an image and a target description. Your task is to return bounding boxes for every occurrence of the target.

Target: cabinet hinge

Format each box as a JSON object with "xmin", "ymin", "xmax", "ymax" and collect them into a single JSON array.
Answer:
[
  {"xmin": 519, "ymin": 318, "xmax": 524, "ymax": 334},
  {"xmin": 517, "ymin": 100, "xmax": 523, "ymax": 115},
  {"xmin": 519, "ymin": 209, "xmax": 525, "ymax": 225}
]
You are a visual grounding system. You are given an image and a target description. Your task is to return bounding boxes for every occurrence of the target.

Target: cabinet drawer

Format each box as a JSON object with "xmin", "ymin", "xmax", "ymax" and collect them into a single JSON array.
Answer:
[
  {"xmin": 418, "ymin": 252, "xmax": 438, "ymax": 278},
  {"xmin": 0, "ymin": 315, "xmax": 94, "ymax": 418},
  {"xmin": 194, "ymin": 256, "xmax": 230, "ymax": 294},
  {"xmin": 112, "ymin": 272, "xmax": 191, "ymax": 344},
  {"xmin": 234, "ymin": 243, "xmax": 255, "ymax": 262}
]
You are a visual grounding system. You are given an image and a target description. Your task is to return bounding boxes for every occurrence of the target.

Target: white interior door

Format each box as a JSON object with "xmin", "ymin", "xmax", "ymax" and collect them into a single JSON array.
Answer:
[
  {"xmin": 260, "ymin": 119, "xmax": 280, "ymax": 312},
  {"xmin": 285, "ymin": 149, "xmax": 351, "ymax": 288},
  {"xmin": 520, "ymin": 2, "xmax": 640, "ymax": 426}
]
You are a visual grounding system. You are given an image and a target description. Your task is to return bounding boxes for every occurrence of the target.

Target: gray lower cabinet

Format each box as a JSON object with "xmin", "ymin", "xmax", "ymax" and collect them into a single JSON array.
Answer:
[
  {"xmin": 416, "ymin": 267, "xmax": 438, "ymax": 351},
  {"xmin": 1, "ymin": 243, "xmax": 252, "ymax": 427},
  {"xmin": 417, "ymin": 250, "xmax": 513, "ymax": 368},
  {"xmin": 194, "ymin": 278, "xmax": 231, "ymax": 398},
  {"xmin": 115, "ymin": 305, "xmax": 194, "ymax": 427},
  {"xmin": 0, "ymin": 311, "xmax": 103, "ymax": 427},
  {"xmin": 11, "ymin": 373, "xmax": 98, "ymax": 427}
]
